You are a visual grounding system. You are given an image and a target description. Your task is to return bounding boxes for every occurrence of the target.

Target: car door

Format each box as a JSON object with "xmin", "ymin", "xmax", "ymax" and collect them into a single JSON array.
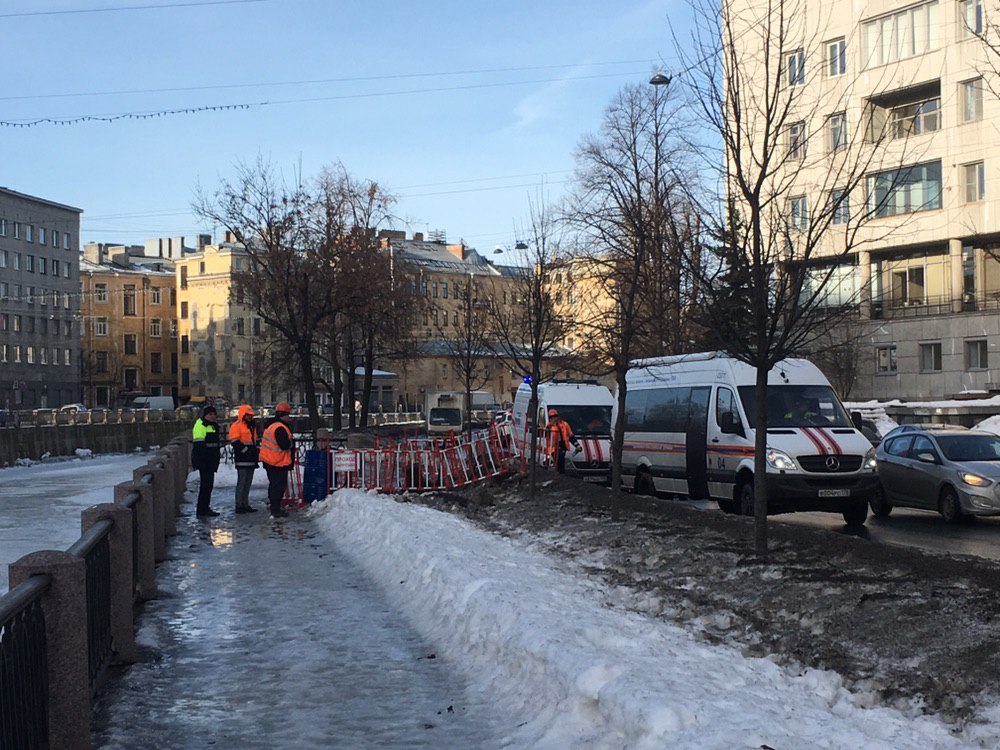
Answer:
[
  {"xmin": 879, "ymin": 436, "xmax": 913, "ymax": 503},
  {"xmin": 907, "ymin": 435, "xmax": 942, "ymax": 509}
]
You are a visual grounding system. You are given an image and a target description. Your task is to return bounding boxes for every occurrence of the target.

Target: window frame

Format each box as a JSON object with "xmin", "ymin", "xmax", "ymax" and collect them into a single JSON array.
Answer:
[
  {"xmin": 964, "ymin": 161, "xmax": 985, "ymax": 203},
  {"xmin": 786, "ymin": 48, "xmax": 806, "ymax": 86},
  {"xmin": 966, "ymin": 338, "xmax": 988, "ymax": 370},
  {"xmin": 826, "ymin": 37, "xmax": 847, "ymax": 77},
  {"xmin": 876, "ymin": 344, "xmax": 898, "ymax": 374},
  {"xmin": 919, "ymin": 341, "xmax": 943, "ymax": 372}
]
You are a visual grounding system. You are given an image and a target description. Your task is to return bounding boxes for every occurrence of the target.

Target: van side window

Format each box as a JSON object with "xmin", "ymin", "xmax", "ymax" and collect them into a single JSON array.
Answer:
[
  {"xmin": 624, "ymin": 390, "xmax": 648, "ymax": 430},
  {"xmin": 716, "ymin": 387, "xmax": 738, "ymax": 428},
  {"xmin": 644, "ymin": 387, "xmax": 691, "ymax": 432}
]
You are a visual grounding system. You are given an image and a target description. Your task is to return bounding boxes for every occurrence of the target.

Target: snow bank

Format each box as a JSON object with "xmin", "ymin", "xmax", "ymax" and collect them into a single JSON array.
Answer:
[
  {"xmin": 74, "ymin": 448, "xmax": 94, "ymax": 459},
  {"xmin": 974, "ymin": 415, "xmax": 1000, "ymax": 436},
  {"xmin": 313, "ymin": 490, "xmax": 976, "ymax": 750}
]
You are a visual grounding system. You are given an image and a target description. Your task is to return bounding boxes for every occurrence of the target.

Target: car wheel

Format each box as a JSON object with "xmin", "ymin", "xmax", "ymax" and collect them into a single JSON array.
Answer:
[
  {"xmin": 739, "ymin": 480, "xmax": 755, "ymax": 516},
  {"xmin": 842, "ymin": 500, "xmax": 868, "ymax": 527},
  {"xmin": 940, "ymin": 487, "xmax": 963, "ymax": 524},
  {"xmin": 869, "ymin": 483, "xmax": 893, "ymax": 518},
  {"xmin": 634, "ymin": 470, "xmax": 656, "ymax": 497}
]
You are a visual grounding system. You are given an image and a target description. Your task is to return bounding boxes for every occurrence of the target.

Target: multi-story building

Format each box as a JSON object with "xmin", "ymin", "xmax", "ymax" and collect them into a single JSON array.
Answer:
[
  {"xmin": 730, "ymin": 0, "xmax": 1000, "ymax": 403},
  {"xmin": 79, "ymin": 243, "xmax": 178, "ymax": 407},
  {"xmin": 0, "ymin": 188, "xmax": 82, "ymax": 408}
]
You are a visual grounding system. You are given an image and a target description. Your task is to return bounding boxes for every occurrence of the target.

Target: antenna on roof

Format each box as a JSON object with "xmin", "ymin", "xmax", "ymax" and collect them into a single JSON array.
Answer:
[{"xmin": 428, "ymin": 229, "xmax": 446, "ymax": 244}]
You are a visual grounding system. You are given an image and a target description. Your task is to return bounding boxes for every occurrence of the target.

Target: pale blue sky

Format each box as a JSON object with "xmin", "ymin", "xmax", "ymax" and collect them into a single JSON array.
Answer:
[{"xmin": 1, "ymin": 0, "xmax": 682, "ymax": 251}]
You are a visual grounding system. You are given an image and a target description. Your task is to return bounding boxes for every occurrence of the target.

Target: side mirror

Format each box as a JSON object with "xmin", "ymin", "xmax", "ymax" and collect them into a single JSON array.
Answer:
[
  {"xmin": 915, "ymin": 452, "xmax": 938, "ymax": 464},
  {"xmin": 851, "ymin": 411, "xmax": 863, "ymax": 430},
  {"xmin": 721, "ymin": 412, "xmax": 745, "ymax": 437}
]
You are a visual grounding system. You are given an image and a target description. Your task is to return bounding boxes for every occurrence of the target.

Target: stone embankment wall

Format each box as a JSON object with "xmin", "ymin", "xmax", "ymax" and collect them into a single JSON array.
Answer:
[{"xmin": 0, "ymin": 422, "xmax": 183, "ymax": 465}]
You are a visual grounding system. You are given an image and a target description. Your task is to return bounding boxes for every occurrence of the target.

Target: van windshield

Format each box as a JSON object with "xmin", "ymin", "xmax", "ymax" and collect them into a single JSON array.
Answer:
[
  {"xmin": 551, "ymin": 405, "xmax": 612, "ymax": 436},
  {"xmin": 737, "ymin": 385, "xmax": 851, "ymax": 429},
  {"xmin": 429, "ymin": 408, "xmax": 462, "ymax": 426}
]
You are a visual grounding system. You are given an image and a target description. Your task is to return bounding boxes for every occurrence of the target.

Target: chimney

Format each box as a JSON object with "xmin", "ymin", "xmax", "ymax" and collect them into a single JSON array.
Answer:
[
  {"xmin": 413, "ymin": 232, "xmax": 424, "ymax": 242},
  {"xmin": 224, "ymin": 230, "xmax": 237, "ymax": 243}
]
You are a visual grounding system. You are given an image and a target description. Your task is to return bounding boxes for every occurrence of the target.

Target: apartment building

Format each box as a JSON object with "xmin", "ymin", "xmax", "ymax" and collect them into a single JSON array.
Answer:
[
  {"xmin": 79, "ymin": 243, "xmax": 178, "ymax": 407},
  {"xmin": 730, "ymin": 0, "xmax": 1000, "ymax": 401},
  {"xmin": 0, "ymin": 187, "xmax": 82, "ymax": 408}
]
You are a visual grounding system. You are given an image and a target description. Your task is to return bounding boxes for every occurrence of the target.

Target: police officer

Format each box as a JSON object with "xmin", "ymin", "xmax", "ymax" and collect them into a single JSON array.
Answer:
[
  {"xmin": 191, "ymin": 405, "xmax": 221, "ymax": 517},
  {"xmin": 259, "ymin": 402, "xmax": 294, "ymax": 518}
]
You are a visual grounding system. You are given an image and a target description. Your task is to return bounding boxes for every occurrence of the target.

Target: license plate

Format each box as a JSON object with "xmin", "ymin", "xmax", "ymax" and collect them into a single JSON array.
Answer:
[
  {"xmin": 818, "ymin": 489, "xmax": 850, "ymax": 497},
  {"xmin": 583, "ymin": 476, "xmax": 605, "ymax": 483}
]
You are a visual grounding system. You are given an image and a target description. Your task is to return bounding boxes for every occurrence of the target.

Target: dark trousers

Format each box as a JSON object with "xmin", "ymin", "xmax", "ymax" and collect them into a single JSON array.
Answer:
[
  {"xmin": 555, "ymin": 448, "xmax": 567, "ymax": 474},
  {"xmin": 235, "ymin": 467, "xmax": 255, "ymax": 509},
  {"xmin": 196, "ymin": 467, "xmax": 215, "ymax": 513},
  {"xmin": 265, "ymin": 464, "xmax": 289, "ymax": 512}
]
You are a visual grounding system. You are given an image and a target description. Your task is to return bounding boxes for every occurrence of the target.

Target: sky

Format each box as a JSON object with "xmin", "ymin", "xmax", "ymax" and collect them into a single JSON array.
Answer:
[{"xmin": 0, "ymin": 0, "xmax": 685, "ymax": 255}]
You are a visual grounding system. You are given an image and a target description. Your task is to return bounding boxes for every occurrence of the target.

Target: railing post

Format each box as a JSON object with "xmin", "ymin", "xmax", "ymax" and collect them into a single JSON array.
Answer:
[
  {"xmin": 80, "ymin": 503, "xmax": 136, "ymax": 666},
  {"xmin": 151, "ymin": 455, "xmax": 178, "ymax": 537},
  {"xmin": 114, "ymin": 482, "xmax": 157, "ymax": 600},
  {"xmin": 9, "ymin": 551, "xmax": 91, "ymax": 750},
  {"xmin": 133, "ymin": 467, "xmax": 167, "ymax": 562}
]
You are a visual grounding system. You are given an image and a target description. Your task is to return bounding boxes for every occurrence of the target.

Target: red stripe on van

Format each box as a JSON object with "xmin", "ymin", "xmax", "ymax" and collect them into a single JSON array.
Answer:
[
  {"xmin": 816, "ymin": 427, "xmax": 842, "ymax": 455},
  {"xmin": 800, "ymin": 427, "xmax": 828, "ymax": 455}
]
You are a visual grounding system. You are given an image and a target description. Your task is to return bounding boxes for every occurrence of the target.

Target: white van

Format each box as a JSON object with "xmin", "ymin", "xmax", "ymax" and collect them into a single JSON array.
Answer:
[
  {"xmin": 512, "ymin": 381, "xmax": 614, "ymax": 482},
  {"xmin": 617, "ymin": 352, "xmax": 877, "ymax": 525},
  {"xmin": 131, "ymin": 395, "xmax": 176, "ymax": 411}
]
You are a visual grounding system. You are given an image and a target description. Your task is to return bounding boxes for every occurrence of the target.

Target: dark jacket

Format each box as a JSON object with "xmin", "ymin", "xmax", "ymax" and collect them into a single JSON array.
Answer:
[{"xmin": 191, "ymin": 417, "xmax": 221, "ymax": 471}]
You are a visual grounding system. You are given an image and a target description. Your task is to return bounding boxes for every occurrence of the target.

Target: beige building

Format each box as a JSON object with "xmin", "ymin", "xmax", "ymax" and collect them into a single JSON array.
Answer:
[
  {"xmin": 80, "ymin": 243, "xmax": 178, "ymax": 407},
  {"xmin": 729, "ymin": 0, "xmax": 1000, "ymax": 401}
]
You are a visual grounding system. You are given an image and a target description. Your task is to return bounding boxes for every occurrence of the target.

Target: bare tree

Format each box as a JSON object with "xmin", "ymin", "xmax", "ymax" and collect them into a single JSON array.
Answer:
[
  {"xmin": 487, "ymin": 200, "xmax": 576, "ymax": 500},
  {"xmin": 677, "ymin": 0, "xmax": 923, "ymax": 556}
]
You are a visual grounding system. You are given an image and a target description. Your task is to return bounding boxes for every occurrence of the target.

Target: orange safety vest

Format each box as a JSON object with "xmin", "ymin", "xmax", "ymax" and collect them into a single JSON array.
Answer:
[
  {"xmin": 260, "ymin": 421, "xmax": 292, "ymax": 467},
  {"xmin": 546, "ymin": 419, "xmax": 574, "ymax": 456},
  {"xmin": 228, "ymin": 420, "xmax": 256, "ymax": 445}
]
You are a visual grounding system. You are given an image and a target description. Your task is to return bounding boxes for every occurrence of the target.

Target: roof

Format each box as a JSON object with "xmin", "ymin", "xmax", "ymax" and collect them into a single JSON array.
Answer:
[
  {"xmin": 0, "ymin": 187, "xmax": 83, "ymax": 214},
  {"xmin": 80, "ymin": 256, "xmax": 175, "ymax": 277},
  {"xmin": 392, "ymin": 239, "xmax": 501, "ymax": 276}
]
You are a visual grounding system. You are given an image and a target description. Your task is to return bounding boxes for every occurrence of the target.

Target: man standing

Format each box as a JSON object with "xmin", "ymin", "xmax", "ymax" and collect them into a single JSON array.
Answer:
[
  {"xmin": 228, "ymin": 404, "xmax": 259, "ymax": 513},
  {"xmin": 546, "ymin": 408, "xmax": 581, "ymax": 475},
  {"xmin": 191, "ymin": 405, "xmax": 221, "ymax": 517},
  {"xmin": 260, "ymin": 402, "xmax": 294, "ymax": 519}
]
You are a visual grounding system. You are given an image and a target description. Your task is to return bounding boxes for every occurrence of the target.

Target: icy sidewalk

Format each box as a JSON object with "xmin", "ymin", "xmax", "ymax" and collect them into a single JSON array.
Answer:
[
  {"xmin": 93, "ymin": 467, "xmax": 501, "ymax": 749},
  {"xmin": 314, "ymin": 490, "xmax": 982, "ymax": 750}
]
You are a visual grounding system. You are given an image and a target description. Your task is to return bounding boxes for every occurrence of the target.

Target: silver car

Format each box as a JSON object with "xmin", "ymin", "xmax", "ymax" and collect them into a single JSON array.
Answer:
[{"xmin": 873, "ymin": 429, "xmax": 1000, "ymax": 522}]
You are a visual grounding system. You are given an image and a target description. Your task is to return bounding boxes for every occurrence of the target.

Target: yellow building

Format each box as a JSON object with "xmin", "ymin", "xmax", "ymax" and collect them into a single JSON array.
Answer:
[{"xmin": 80, "ymin": 243, "xmax": 178, "ymax": 407}]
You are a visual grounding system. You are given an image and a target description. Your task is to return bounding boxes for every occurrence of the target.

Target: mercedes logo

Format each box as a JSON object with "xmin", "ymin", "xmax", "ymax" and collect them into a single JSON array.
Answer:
[{"xmin": 825, "ymin": 456, "xmax": 841, "ymax": 471}]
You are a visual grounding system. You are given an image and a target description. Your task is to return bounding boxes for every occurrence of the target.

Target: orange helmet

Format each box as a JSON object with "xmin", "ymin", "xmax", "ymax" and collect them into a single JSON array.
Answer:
[
  {"xmin": 548, "ymin": 408, "xmax": 559, "ymax": 417},
  {"xmin": 275, "ymin": 402, "xmax": 292, "ymax": 414}
]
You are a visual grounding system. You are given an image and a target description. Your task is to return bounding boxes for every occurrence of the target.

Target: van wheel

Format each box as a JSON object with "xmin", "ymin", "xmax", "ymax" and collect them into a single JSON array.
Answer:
[
  {"xmin": 940, "ymin": 487, "xmax": 963, "ymax": 524},
  {"xmin": 842, "ymin": 500, "xmax": 868, "ymax": 527},
  {"xmin": 869, "ymin": 483, "xmax": 893, "ymax": 518},
  {"xmin": 717, "ymin": 497, "xmax": 738, "ymax": 514},
  {"xmin": 634, "ymin": 470, "xmax": 656, "ymax": 497},
  {"xmin": 738, "ymin": 481, "xmax": 754, "ymax": 516}
]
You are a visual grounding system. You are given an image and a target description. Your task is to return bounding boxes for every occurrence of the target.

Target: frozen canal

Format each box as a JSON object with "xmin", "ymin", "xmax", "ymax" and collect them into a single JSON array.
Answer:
[
  {"xmin": 0, "ymin": 453, "xmax": 154, "ymax": 592},
  {"xmin": 93, "ymin": 470, "xmax": 500, "ymax": 749}
]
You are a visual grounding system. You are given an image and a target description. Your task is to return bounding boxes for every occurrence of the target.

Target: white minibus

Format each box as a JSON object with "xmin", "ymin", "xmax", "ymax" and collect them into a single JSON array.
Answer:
[
  {"xmin": 512, "ymin": 380, "xmax": 614, "ymax": 482},
  {"xmin": 616, "ymin": 352, "xmax": 877, "ymax": 525}
]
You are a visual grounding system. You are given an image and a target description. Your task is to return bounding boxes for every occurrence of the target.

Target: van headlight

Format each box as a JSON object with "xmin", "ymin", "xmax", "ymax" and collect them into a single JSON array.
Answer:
[
  {"xmin": 864, "ymin": 448, "xmax": 878, "ymax": 472},
  {"xmin": 765, "ymin": 448, "xmax": 797, "ymax": 471}
]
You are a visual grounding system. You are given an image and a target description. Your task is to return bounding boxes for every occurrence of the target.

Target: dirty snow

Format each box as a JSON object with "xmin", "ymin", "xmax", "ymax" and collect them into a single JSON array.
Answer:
[
  {"xmin": 974, "ymin": 415, "xmax": 1000, "ymax": 435},
  {"xmin": 313, "ymin": 489, "xmax": 987, "ymax": 749}
]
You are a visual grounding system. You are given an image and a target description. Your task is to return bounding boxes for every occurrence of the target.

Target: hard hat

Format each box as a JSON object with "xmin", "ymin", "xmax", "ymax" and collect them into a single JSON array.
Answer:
[
  {"xmin": 548, "ymin": 408, "xmax": 559, "ymax": 417},
  {"xmin": 275, "ymin": 402, "xmax": 292, "ymax": 414}
]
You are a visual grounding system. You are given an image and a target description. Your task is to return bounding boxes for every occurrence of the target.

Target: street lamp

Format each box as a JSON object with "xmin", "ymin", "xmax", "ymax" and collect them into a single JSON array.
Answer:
[{"xmin": 649, "ymin": 71, "xmax": 672, "ymax": 86}]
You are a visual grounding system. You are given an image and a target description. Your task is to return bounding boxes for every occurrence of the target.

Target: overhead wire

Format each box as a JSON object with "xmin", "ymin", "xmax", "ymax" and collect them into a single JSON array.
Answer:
[{"xmin": 0, "ymin": 0, "xmax": 267, "ymax": 19}]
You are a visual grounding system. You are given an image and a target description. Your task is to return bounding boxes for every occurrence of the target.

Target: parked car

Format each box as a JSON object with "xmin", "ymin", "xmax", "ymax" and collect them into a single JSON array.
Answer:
[
  {"xmin": 859, "ymin": 419, "xmax": 882, "ymax": 448},
  {"xmin": 59, "ymin": 403, "xmax": 88, "ymax": 414},
  {"xmin": 881, "ymin": 423, "xmax": 968, "ymax": 442},
  {"xmin": 873, "ymin": 429, "xmax": 1000, "ymax": 523},
  {"xmin": 493, "ymin": 409, "xmax": 512, "ymax": 426}
]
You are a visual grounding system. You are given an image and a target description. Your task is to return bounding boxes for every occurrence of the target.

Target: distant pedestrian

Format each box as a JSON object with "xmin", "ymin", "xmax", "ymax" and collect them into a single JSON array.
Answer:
[
  {"xmin": 228, "ymin": 404, "xmax": 259, "ymax": 513},
  {"xmin": 191, "ymin": 405, "xmax": 221, "ymax": 517},
  {"xmin": 260, "ymin": 402, "xmax": 295, "ymax": 519},
  {"xmin": 546, "ymin": 408, "xmax": 581, "ymax": 475}
]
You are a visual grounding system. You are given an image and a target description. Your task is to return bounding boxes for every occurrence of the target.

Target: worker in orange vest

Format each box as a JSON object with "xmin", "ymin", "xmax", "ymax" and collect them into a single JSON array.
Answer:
[
  {"xmin": 260, "ymin": 402, "xmax": 295, "ymax": 518},
  {"xmin": 228, "ymin": 404, "xmax": 259, "ymax": 513},
  {"xmin": 546, "ymin": 408, "xmax": 580, "ymax": 474}
]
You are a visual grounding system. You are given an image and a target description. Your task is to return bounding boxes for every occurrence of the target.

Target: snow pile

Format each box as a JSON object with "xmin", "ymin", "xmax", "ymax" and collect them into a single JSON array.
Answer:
[
  {"xmin": 74, "ymin": 448, "xmax": 94, "ymax": 459},
  {"xmin": 875, "ymin": 413, "xmax": 899, "ymax": 436},
  {"xmin": 973, "ymin": 415, "xmax": 1000, "ymax": 436},
  {"xmin": 14, "ymin": 458, "xmax": 34, "ymax": 467},
  {"xmin": 313, "ymin": 490, "xmax": 977, "ymax": 750}
]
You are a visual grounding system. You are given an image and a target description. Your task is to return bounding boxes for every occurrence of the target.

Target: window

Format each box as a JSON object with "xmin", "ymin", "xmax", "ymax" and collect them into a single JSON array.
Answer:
[
  {"xmin": 95, "ymin": 317, "xmax": 108, "ymax": 336},
  {"xmin": 64, "ymin": 320, "xmax": 72, "ymax": 337},
  {"xmin": 123, "ymin": 285, "xmax": 137, "ymax": 316},
  {"xmin": 171, "ymin": 353, "xmax": 178, "ymax": 374},
  {"xmin": 442, "ymin": 282, "xmax": 448, "ymax": 299},
  {"xmin": 716, "ymin": 387, "xmax": 739, "ymax": 429},
  {"xmin": 868, "ymin": 161, "xmax": 942, "ymax": 218},
  {"xmin": 25, "ymin": 255, "xmax": 33, "ymax": 272},
  {"xmin": 63, "ymin": 263, "xmax": 70, "ymax": 279},
  {"xmin": 51, "ymin": 290, "xmax": 58, "ymax": 308},
  {"xmin": 63, "ymin": 349, "xmax": 71, "ymax": 366},
  {"xmin": 962, "ymin": 78, "xmax": 984, "ymax": 122},
  {"xmin": 63, "ymin": 233, "xmax": 70, "ymax": 250},
  {"xmin": 12, "ymin": 315, "xmax": 20, "ymax": 332},
  {"xmin": 237, "ymin": 351, "xmax": 246, "ymax": 371},
  {"xmin": 124, "ymin": 334, "xmax": 138, "ymax": 355},
  {"xmin": 37, "ymin": 227, "xmax": 45, "ymax": 245},
  {"xmin": 12, "ymin": 253, "xmax": 19, "ymax": 270},
  {"xmin": 876, "ymin": 344, "xmax": 897, "ymax": 373},
  {"xmin": 826, "ymin": 38, "xmax": 846, "ymax": 76},
  {"xmin": 13, "ymin": 222, "xmax": 20, "ymax": 239},
  {"xmin": 181, "ymin": 368, "xmax": 190, "ymax": 387},
  {"xmin": 964, "ymin": 161, "xmax": 985, "ymax": 202},
  {"xmin": 0, "ymin": 345, "xmax": 6, "ymax": 363},
  {"xmin": 891, "ymin": 266, "xmax": 925, "ymax": 305},
  {"xmin": 788, "ymin": 120, "xmax": 807, "ymax": 159},
  {"xmin": 150, "ymin": 318, "xmax": 162, "ymax": 337},
  {"xmin": 39, "ymin": 347, "xmax": 47, "ymax": 366},
  {"xmin": 920, "ymin": 342, "xmax": 943, "ymax": 372},
  {"xmin": 180, "ymin": 301, "xmax": 188, "ymax": 319},
  {"xmin": 252, "ymin": 317, "xmax": 261, "ymax": 335},
  {"xmin": 151, "ymin": 286, "xmax": 161, "ymax": 305},
  {"xmin": 170, "ymin": 320, "xmax": 177, "ymax": 337},
  {"xmin": 0, "ymin": 250, "xmax": 5, "ymax": 268},
  {"xmin": 51, "ymin": 259, "xmax": 59, "ymax": 277},
  {"xmin": 63, "ymin": 293, "xmax": 70, "ymax": 309},
  {"xmin": 890, "ymin": 98, "xmax": 940, "ymax": 140},
  {"xmin": 25, "ymin": 225, "xmax": 32, "ymax": 243},
  {"xmin": 181, "ymin": 335, "xmax": 189, "ymax": 354},
  {"xmin": 960, "ymin": 0, "xmax": 983, "ymax": 36},
  {"xmin": 786, "ymin": 48, "xmax": 805, "ymax": 86},
  {"xmin": 862, "ymin": 2, "xmax": 940, "ymax": 68},
  {"xmin": 831, "ymin": 189, "xmax": 851, "ymax": 224},
  {"xmin": 432, "ymin": 281, "xmax": 439, "ymax": 298},
  {"xmin": 790, "ymin": 195, "xmax": 809, "ymax": 230},
  {"xmin": 828, "ymin": 112, "xmax": 847, "ymax": 152},
  {"xmin": 124, "ymin": 368, "xmax": 139, "ymax": 391},
  {"xmin": 95, "ymin": 283, "xmax": 108, "ymax": 302},
  {"xmin": 0, "ymin": 314, "xmax": 6, "ymax": 331},
  {"xmin": 235, "ymin": 317, "xmax": 245, "ymax": 336},
  {"xmin": 169, "ymin": 288, "xmax": 176, "ymax": 305},
  {"xmin": 0, "ymin": 219, "xmax": 6, "ymax": 236},
  {"xmin": 180, "ymin": 266, "xmax": 188, "ymax": 289},
  {"xmin": 12, "ymin": 346, "xmax": 20, "ymax": 363},
  {"xmin": 38, "ymin": 257, "xmax": 46, "ymax": 275},
  {"xmin": 26, "ymin": 346, "xmax": 34, "ymax": 365},
  {"xmin": 95, "ymin": 351, "xmax": 109, "ymax": 373},
  {"xmin": 51, "ymin": 230, "xmax": 59, "ymax": 248},
  {"xmin": 150, "ymin": 352, "xmax": 162, "ymax": 374},
  {"xmin": 966, "ymin": 338, "xmax": 988, "ymax": 369},
  {"xmin": 0, "ymin": 283, "xmax": 6, "ymax": 299},
  {"xmin": 199, "ymin": 261, "xmax": 206, "ymax": 275}
]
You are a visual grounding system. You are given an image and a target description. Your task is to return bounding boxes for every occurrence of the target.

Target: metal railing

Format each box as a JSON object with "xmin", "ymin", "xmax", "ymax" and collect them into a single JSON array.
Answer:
[
  {"xmin": 67, "ymin": 521, "xmax": 113, "ymax": 696},
  {"xmin": 0, "ymin": 574, "xmax": 52, "ymax": 749}
]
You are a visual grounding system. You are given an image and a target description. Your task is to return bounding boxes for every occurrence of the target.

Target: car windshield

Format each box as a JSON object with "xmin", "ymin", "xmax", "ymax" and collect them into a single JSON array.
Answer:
[
  {"xmin": 550, "ymin": 405, "xmax": 612, "ymax": 436},
  {"xmin": 737, "ymin": 385, "xmax": 852, "ymax": 429},
  {"xmin": 935, "ymin": 435, "xmax": 1000, "ymax": 462},
  {"xmin": 429, "ymin": 408, "xmax": 462, "ymax": 426}
]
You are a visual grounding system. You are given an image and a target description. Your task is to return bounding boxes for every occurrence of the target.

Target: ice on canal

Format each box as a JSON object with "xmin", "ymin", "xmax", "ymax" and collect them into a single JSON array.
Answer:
[{"xmin": 0, "ymin": 452, "xmax": 155, "ymax": 592}]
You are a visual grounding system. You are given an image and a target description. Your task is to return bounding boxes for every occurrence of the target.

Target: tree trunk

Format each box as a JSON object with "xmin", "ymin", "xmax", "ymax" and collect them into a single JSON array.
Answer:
[
  {"xmin": 344, "ymin": 331, "xmax": 357, "ymax": 430},
  {"xmin": 752, "ymin": 362, "xmax": 770, "ymax": 559},
  {"xmin": 331, "ymin": 347, "xmax": 343, "ymax": 426},
  {"xmin": 360, "ymin": 340, "xmax": 375, "ymax": 428},
  {"xmin": 527, "ymin": 382, "xmax": 539, "ymax": 502},
  {"xmin": 299, "ymin": 345, "xmax": 322, "ymax": 432},
  {"xmin": 610, "ymin": 362, "xmax": 628, "ymax": 522}
]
